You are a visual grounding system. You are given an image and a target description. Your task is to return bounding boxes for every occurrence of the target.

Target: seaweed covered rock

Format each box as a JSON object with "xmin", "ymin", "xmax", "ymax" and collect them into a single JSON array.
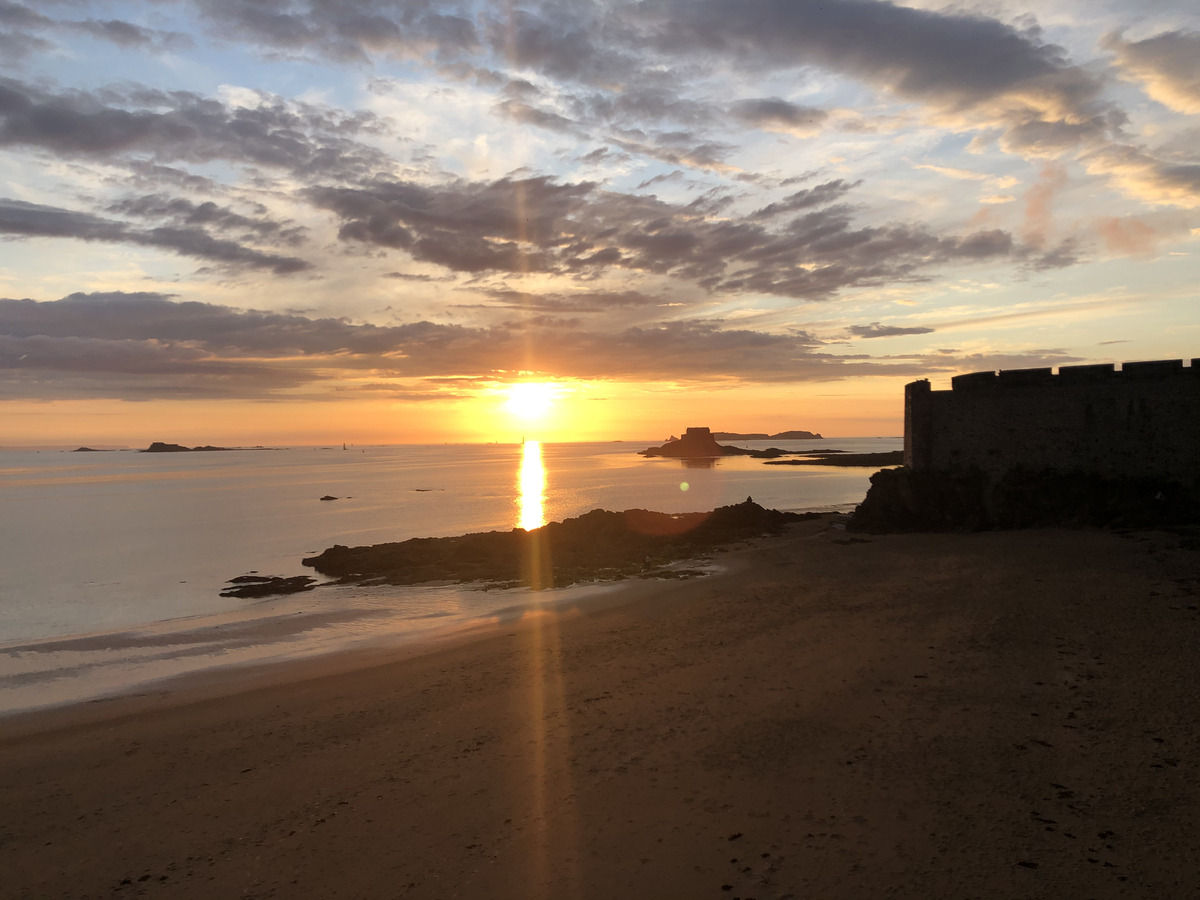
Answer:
[{"xmin": 304, "ymin": 498, "xmax": 819, "ymax": 589}]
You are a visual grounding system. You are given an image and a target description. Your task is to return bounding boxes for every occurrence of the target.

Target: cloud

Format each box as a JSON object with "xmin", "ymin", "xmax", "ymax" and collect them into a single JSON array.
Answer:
[
  {"xmin": 0, "ymin": 199, "xmax": 312, "ymax": 274},
  {"xmin": 1079, "ymin": 143, "xmax": 1200, "ymax": 209},
  {"xmin": 1021, "ymin": 163, "xmax": 1069, "ymax": 248},
  {"xmin": 0, "ymin": 291, "xmax": 937, "ymax": 400},
  {"xmin": 641, "ymin": 0, "xmax": 1117, "ymax": 154},
  {"xmin": 0, "ymin": 77, "xmax": 390, "ymax": 178},
  {"xmin": 1094, "ymin": 216, "xmax": 1161, "ymax": 258},
  {"xmin": 66, "ymin": 18, "xmax": 194, "ymax": 51},
  {"xmin": 1105, "ymin": 29, "xmax": 1200, "ymax": 114},
  {"xmin": 0, "ymin": 292, "xmax": 393, "ymax": 354},
  {"xmin": 0, "ymin": 2, "xmax": 192, "ymax": 55},
  {"xmin": 310, "ymin": 173, "xmax": 1021, "ymax": 299},
  {"xmin": 479, "ymin": 288, "xmax": 667, "ymax": 313},
  {"xmin": 848, "ymin": 322, "xmax": 936, "ymax": 338},
  {"xmin": 731, "ymin": 98, "xmax": 830, "ymax": 137},
  {"xmin": 106, "ymin": 194, "xmax": 307, "ymax": 246},
  {"xmin": 190, "ymin": 0, "xmax": 479, "ymax": 64}
]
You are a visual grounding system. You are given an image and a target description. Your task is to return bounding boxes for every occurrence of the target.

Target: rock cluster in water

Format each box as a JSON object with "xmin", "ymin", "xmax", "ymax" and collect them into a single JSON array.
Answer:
[{"xmin": 639, "ymin": 426, "xmax": 827, "ymax": 460}]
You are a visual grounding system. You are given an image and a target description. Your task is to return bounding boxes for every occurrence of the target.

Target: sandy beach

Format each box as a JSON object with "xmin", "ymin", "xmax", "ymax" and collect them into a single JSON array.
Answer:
[{"xmin": 2, "ymin": 517, "xmax": 1198, "ymax": 899}]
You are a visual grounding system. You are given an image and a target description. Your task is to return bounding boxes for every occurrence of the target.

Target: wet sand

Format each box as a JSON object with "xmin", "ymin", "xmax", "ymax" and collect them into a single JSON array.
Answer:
[{"xmin": 2, "ymin": 518, "xmax": 1199, "ymax": 899}]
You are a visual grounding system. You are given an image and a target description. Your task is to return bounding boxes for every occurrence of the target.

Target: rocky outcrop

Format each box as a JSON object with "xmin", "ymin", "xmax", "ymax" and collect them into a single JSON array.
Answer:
[
  {"xmin": 849, "ymin": 466, "xmax": 1200, "ymax": 533},
  {"xmin": 303, "ymin": 498, "xmax": 821, "ymax": 589},
  {"xmin": 220, "ymin": 575, "xmax": 317, "ymax": 598},
  {"xmin": 640, "ymin": 426, "xmax": 766, "ymax": 458},
  {"xmin": 642, "ymin": 427, "xmax": 830, "ymax": 459}
]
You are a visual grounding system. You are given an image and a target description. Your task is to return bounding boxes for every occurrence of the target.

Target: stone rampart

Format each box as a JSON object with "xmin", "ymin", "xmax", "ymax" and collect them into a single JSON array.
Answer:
[{"xmin": 905, "ymin": 359, "xmax": 1200, "ymax": 483}]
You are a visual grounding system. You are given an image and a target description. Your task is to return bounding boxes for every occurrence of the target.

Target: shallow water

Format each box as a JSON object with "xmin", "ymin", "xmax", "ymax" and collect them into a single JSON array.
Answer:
[{"xmin": 0, "ymin": 438, "xmax": 896, "ymax": 713}]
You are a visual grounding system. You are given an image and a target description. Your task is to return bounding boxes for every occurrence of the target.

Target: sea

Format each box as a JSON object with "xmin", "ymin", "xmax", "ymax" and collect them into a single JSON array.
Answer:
[{"xmin": 0, "ymin": 437, "xmax": 898, "ymax": 715}]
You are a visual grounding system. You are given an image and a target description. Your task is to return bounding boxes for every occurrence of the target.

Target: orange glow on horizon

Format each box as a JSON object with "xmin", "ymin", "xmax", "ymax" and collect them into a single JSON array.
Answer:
[{"xmin": 0, "ymin": 376, "xmax": 906, "ymax": 447}]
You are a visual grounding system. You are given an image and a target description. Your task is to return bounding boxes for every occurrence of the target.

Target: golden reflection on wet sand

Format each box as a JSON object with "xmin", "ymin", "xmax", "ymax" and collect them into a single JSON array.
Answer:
[{"xmin": 515, "ymin": 439, "xmax": 580, "ymax": 897}]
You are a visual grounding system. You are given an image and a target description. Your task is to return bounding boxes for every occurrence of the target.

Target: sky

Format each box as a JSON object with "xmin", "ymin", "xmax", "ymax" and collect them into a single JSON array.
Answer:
[{"xmin": 1, "ymin": 0, "xmax": 1198, "ymax": 446}]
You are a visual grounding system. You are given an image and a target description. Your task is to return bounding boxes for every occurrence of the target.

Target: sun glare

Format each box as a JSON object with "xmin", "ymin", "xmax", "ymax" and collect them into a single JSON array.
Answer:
[
  {"xmin": 518, "ymin": 440, "xmax": 546, "ymax": 531},
  {"xmin": 504, "ymin": 382, "xmax": 559, "ymax": 422}
]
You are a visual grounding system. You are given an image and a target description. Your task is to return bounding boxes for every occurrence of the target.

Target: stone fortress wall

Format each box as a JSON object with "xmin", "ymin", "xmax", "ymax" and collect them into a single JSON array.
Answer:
[{"xmin": 905, "ymin": 359, "xmax": 1200, "ymax": 484}]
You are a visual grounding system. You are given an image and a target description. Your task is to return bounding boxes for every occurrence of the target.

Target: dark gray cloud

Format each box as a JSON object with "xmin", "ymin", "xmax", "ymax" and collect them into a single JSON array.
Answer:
[
  {"xmin": 732, "ymin": 98, "xmax": 830, "ymax": 136},
  {"xmin": 311, "ymin": 174, "xmax": 1020, "ymax": 299},
  {"xmin": 67, "ymin": 18, "xmax": 193, "ymax": 51},
  {"xmin": 849, "ymin": 323, "xmax": 936, "ymax": 339},
  {"xmin": 0, "ymin": 291, "xmax": 936, "ymax": 400},
  {"xmin": 752, "ymin": 180, "xmax": 862, "ymax": 218},
  {"xmin": 107, "ymin": 194, "xmax": 307, "ymax": 246},
  {"xmin": 0, "ymin": 77, "xmax": 390, "ymax": 179},
  {"xmin": 643, "ymin": 0, "xmax": 1102, "ymax": 108},
  {"xmin": 307, "ymin": 175, "xmax": 595, "ymax": 272},
  {"xmin": 0, "ymin": 334, "xmax": 317, "ymax": 400},
  {"xmin": 0, "ymin": 292, "xmax": 393, "ymax": 354},
  {"xmin": 0, "ymin": 200, "xmax": 311, "ymax": 274},
  {"xmin": 192, "ymin": 0, "xmax": 478, "ymax": 64},
  {"xmin": 0, "ymin": 2, "xmax": 192, "ymax": 59},
  {"xmin": 477, "ymin": 0, "xmax": 1119, "ymax": 155}
]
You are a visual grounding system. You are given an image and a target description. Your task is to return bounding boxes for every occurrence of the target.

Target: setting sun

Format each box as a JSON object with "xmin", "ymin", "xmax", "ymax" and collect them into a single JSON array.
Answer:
[{"xmin": 503, "ymin": 382, "xmax": 560, "ymax": 422}]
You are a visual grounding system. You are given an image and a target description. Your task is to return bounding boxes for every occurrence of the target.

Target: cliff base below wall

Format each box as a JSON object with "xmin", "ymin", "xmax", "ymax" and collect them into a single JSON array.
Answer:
[{"xmin": 849, "ymin": 467, "xmax": 1200, "ymax": 533}]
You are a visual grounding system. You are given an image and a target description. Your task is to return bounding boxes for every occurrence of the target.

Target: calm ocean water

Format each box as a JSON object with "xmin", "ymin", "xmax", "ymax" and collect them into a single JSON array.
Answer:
[{"xmin": 0, "ymin": 437, "xmax": 897, "ymax": 713}]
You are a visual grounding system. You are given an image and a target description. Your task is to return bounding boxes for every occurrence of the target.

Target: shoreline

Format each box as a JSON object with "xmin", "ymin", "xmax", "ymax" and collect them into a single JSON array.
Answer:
[
  {"xmin": 0, "ymin": 557, "xmax": 702, "ymax": 721},
  {"xmin": 3, "ymin": 520, "xmax": 1199, "ymax": 897}
]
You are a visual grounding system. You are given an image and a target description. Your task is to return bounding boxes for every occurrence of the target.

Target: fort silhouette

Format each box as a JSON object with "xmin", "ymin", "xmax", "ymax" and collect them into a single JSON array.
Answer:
[
  {"xmin": 852, "ymin": 358, "xmax": 1200, "ymax": 531},
  {"xmin": 906, "ymin": 359, "xmax": 1200, "ymax": 482}
]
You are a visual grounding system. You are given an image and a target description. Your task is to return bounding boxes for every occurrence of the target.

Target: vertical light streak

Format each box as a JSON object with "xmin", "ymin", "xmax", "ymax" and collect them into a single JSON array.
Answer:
[
  {"xmin": 513, "ymin": 438, "xmax": 579, "ymax": 897},
  {"xmin": 518, "ymin": 439, "xmax": 546, "ymax": 532}
]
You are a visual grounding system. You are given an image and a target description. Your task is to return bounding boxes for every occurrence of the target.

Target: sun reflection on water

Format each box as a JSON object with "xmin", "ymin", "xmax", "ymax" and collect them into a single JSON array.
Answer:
[{"xmin": 518, "ymin": 440, "xmax": 546, "ymax": 531}]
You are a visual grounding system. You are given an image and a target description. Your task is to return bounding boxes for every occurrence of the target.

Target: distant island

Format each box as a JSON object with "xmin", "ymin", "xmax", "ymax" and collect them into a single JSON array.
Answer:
[
  {"xmin": 640, "ymin": 426, "xmax": 826, "ymax": 459},
  {"xmin": 140, "ymin": 442, "xmax": 236, "ymax": 452},
  {"xmin": 138, "ymin": 442, "xmax": 273, "ymax": 452},
  {"xmin": 712, "ymin": 430, "xmax": 823, "ymax": 440}
]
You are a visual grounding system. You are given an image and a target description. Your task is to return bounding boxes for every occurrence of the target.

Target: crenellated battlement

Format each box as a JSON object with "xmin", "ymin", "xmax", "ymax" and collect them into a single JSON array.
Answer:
[
  {"xmin": 905, "ymin": 358, "xmax": 1200, "ymax": 482},
  {"xmin": 947, "ymin": 358, "xmax": 1199, "ymax": 391}
]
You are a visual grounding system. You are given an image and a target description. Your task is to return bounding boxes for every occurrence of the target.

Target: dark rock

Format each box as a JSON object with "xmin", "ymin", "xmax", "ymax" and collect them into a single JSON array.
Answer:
[
  {"xmin": 849, "ymin": 466, "xmax": 1200, "ymax": 533},
  {"xmin": 303, "ymin": 498, "xmax": 823, "ymax": 590},
  {"xmin": 320, "ymin": 495, "xmax": 338, "ymax": 501},
  {"xmin": 220, "ymin": 575, "xmax": 317, "ymax": 598},
  {"xmin": 764, "ymin": 450, "xmax": 904, "ymax": 467},
  {"xmin": 640, "ymin": 426, "xmax": 755, "ymax": 459}
]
